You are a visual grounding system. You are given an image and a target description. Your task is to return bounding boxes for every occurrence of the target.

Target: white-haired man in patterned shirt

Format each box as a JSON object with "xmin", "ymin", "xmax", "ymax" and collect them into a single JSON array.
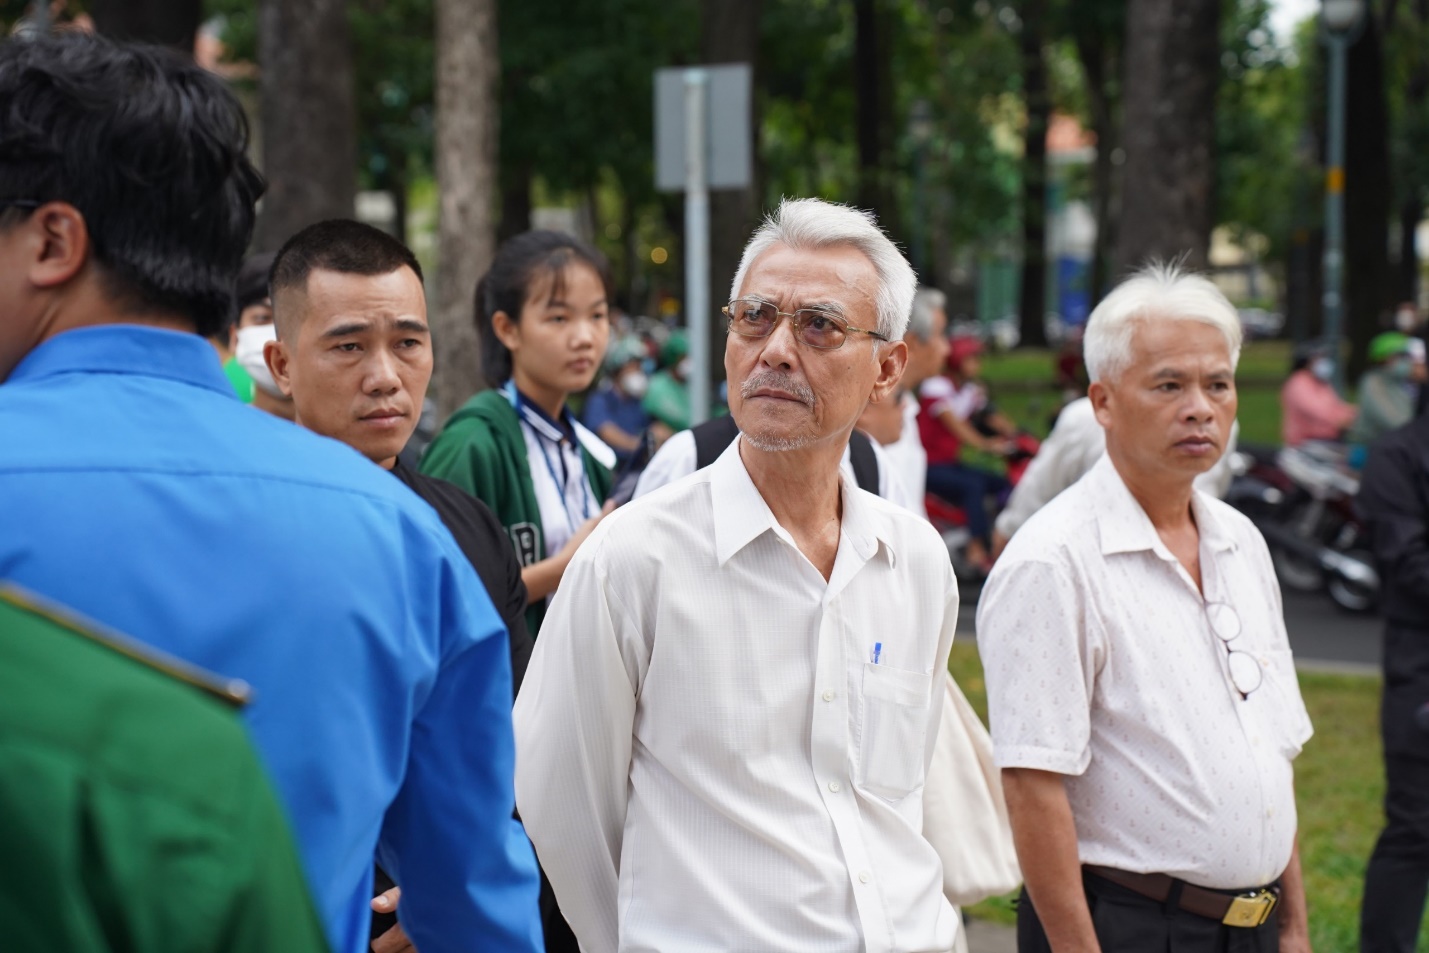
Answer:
[{"xmin": 978, "ymin": 263, "xmax": 1313, "ymax": 953}]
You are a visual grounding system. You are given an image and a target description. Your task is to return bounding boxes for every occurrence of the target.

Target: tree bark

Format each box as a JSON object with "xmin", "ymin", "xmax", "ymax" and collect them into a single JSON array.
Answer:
[
  {"xmin": 702, "ymin": 0, "xmax": 762, "ymax": 386},
  {"xmin": 1115, "ymin": 0, "xmax": 1219, "ymax": 273},
  {"xmin": 253, "ymin": 0, "xmax": 356, "ymax": 252},
  {"xmin": 854, "ymin": 0, "xmax": 899, "ymax": 238},
  {"xmin": 430, "ymin": 0, "xmax": 500, "ymax": 420},
  {"xmin": 89, "ymin": 0, "xmax": 201, "ymax": 51},
  {"xmin": 1018, "ymin": 0, "xmax": 1050, "ymax": 348},
  {"xmin": 1071, "ymin": 19, "xmax": 1122, "ymax": 304},
  {"xmin": 1343, "ymin": 9, "xmax": 1393, "ymax": 381}
]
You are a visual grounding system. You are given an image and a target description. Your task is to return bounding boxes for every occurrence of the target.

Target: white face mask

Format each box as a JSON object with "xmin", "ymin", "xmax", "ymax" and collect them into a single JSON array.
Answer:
[
  {"xmin": 676, "ymin": 357, "xmax": 693, "ymax": 379},
  {"xmin": 619, "ymin": 368, "xmax": 649, "ymax": 398},
  {"xmin": 234, "ymin": 323, "xmax": 284, "ymax": 397},
  {"xmin": 1310, "ymin": 356, "xmax": 1334, "ymax": 382}
]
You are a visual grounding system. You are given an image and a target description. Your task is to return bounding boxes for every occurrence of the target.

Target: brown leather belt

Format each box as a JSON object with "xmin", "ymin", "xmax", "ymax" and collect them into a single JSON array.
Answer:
[{"xmin": 1084, "ymin": 865, "xmax": 1280, "ymax": 928}]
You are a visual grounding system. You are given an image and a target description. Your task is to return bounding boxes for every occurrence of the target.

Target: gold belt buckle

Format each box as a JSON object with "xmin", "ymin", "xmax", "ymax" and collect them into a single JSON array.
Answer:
[{"xmin": 1222, "ymin": 889, "xmax": 1278, "ymax": 928}]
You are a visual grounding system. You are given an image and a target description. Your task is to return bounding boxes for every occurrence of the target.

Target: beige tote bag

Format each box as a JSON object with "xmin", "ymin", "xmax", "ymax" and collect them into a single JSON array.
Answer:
[{"xmin": 923, "ymin": 671, "xmax": 1023, "ymax": 906}]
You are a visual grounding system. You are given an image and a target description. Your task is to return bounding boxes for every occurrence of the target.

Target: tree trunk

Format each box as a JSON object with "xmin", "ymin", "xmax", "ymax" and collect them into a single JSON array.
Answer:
[
  {"xmin": 702, "ymin": 0, "xmax": 762, "ymax": 386},
  {"xmin": 429, "ymin": 0, "xmax": 500, "ymax": 421},
  {"xmin": 1018, "ymin": 0, "xmax": 1050, "ymax": 349},
  {"xmin": 89, "ymin": 0, "xmax": 201, "ymax": 51},
  {"xmin": 1397, "ymin": 199, "xmax": 1424, "ymax": 306},
  {"xmin": 1115, "ymin": 0, "xmax": 1219, "ymax": 273},
  {"xmin": 253, "ymin": 0, "xmax": 356, "ymax": 251},
  {"xmin": 1343, "ymin": 10, "xmax": 1393, "ymax": 381},
  {"xmin": 854, "ymin": 0, "xmax": 899, "ymax": 238},
  {"xmin": 1286, "ymin": 226, "xmax": 1324, "ymax": 344},
  {"xmin": 498, "ymin": 158, "xmax": 532, "ymax": 242},
  {"xmin": 1072, "ymin": 23, "xmax": 1122, "ymax": 304}
]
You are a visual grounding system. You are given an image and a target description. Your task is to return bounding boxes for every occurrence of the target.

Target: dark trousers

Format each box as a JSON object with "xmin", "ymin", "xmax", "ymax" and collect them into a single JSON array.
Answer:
[
  {"xmin": 925, "ymin": 463, "xmax": 1008, "ymax": 546},
  {"xmin": 1017, "ymin": 872, "xmax": 1279, "ymax": 953},
  {"xmin": 1361, "ymin": 754, "xmax": 1429, "ymax": 952}
]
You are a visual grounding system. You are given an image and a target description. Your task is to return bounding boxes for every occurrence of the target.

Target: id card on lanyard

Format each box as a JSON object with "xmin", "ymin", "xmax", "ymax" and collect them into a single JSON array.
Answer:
[{"xmin": 506, "ymin": 381, "xmax": 594, "ymax": 535}]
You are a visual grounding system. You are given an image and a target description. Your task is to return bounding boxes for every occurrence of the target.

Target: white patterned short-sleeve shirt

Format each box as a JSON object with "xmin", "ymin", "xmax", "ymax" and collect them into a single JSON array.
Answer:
[{"xmin": 977, "ymin": 454, "xmax": 1313, "ymax": 890}]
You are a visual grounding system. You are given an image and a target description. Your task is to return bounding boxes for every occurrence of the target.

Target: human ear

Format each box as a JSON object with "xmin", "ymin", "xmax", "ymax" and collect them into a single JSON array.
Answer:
[
  {"xmin": 869, "ymin": 339, "xmax": 909, "ymax": 403},
  {"xmin": 265, "ymin": 339, "xmax": 294, "ymax": 398},
  {"xmin": 29, "ymin": 202, "xmax": 90, "ymax": 289},
  {"xmin": 1089, "ymin": 380, "xmax": 1113, "ymax": 428},
  {"xmin": 491, "ymin": 310, "xmax": 522, "ymax": 353}
]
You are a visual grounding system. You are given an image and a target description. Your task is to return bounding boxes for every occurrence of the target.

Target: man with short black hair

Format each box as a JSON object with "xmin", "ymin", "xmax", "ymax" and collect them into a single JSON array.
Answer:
[
  {"xmin": 0, "ymin": 35, "xmax": 540, "ymax": 953},
  {"xmin": 266, "ymin": 217, "xmax": 532, "ymax": 687}
]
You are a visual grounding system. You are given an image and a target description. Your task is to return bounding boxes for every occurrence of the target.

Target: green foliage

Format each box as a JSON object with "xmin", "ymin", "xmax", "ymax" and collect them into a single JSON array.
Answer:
[{"xmin": 1216, "ymin": 0, "xmax": 1318, "ymax": 266}]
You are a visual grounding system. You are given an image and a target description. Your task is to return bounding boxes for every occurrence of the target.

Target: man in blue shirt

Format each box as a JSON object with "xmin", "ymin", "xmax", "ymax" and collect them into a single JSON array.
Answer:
[{"xmin": 0, "ymin": 35, "xmax": 541, "ymax": 953}]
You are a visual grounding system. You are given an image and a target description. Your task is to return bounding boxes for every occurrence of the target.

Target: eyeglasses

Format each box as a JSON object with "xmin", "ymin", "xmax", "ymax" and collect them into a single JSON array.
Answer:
[
  {"xmin": 0, "ymin": 199, "xmax": 40, "ymax": 215},
  {"xmin": 1206, "ymin": 601, "xmax": 1262, "ymax": 700},
  {"xmin": 723, "ymin": 297, "xmax": 889, "ymax": 350}
]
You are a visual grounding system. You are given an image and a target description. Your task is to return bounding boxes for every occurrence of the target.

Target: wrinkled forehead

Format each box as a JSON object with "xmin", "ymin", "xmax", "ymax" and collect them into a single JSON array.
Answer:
[
  {"xmin": 737, "ymin": 242, "xmax": 879, "ymax": 313},
  {"xmin": 278, "ymin": 266, "xmax": 426, "ymax": 340}
]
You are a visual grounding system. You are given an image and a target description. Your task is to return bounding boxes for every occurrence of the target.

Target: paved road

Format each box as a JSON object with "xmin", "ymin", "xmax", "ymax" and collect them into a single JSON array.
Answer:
[{"xmin": 956, "ymin": 582, "xmax": 1382, "ymax": 674}]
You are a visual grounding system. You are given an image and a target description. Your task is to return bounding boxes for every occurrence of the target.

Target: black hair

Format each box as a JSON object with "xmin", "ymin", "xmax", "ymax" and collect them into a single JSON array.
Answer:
[
  {"xmin": 476, "ymin": 230, "xmax": 613, "ymax": 385},
  {"xmin": 236, "ymin": 252, "xmax": 277, "ymax": 313},
  {"xmin": 0, "ymin": 34, "xmax": 264, "ymax": 338},
  {"xmin": 268, "ymin": 219, "xmax": 424, "ymax": 336}
]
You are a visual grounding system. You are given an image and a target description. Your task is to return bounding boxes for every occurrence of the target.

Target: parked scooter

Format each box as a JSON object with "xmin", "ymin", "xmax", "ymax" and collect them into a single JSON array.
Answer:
[{"xmin": 1226, "ymin": 443, "xmax": 1378, "ymax": 613}]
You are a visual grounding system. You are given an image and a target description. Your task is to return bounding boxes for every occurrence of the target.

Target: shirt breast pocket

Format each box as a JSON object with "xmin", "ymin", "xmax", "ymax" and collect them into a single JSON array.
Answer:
[{"xmin": 858, "ymin": 663, "xmax": 933, "ymax": 801}]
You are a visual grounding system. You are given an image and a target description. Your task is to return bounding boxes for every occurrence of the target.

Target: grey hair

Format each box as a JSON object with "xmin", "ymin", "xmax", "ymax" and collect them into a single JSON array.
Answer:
[
  {"xmin": 907, "ymin": 287, "xmax": 946, "ymax": 342},
  {"xmin": 728, "ymin": 198, "xmax": 917, "ymax": 341},
  {"xmin": 1083, "ymin": 261, "xmax": 1243, "ymax": 382}
]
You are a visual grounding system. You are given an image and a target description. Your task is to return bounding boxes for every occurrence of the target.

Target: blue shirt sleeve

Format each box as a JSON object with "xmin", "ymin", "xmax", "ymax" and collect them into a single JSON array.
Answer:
[{"xmin": 375, "ymin": 534, "xmax": 543, "ymax": 953}]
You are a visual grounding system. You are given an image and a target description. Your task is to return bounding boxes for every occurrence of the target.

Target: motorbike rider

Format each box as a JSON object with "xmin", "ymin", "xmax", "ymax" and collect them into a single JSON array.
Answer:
[
  {"xmin": 1351, "ymin": 332, "xmax": 1420, "ymax": 447},
  {"xmin": 1281, "ymin": 341, "xmax": 1357, "ymax": 447}
]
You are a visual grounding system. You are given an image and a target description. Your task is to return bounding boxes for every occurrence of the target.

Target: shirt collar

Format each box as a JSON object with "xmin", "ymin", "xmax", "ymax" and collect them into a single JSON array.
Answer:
[
  {"xmin": 708, "ymin": 436, "xmax": 897, "ymax": 569},
  {"xmin": 1090, "ymin": 454, "xmax": 1237, "ymax": 559},
  {"xmin": 7, "ymin": 324, "xmax": 233, "ymax": 395},
  {"xmin": 506, "ymin": 380, "xmax": 576, "ymax": 444}
]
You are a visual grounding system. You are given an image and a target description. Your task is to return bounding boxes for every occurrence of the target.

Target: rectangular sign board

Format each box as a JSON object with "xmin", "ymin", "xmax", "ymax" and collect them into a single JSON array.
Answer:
[{"xmin": 655, "ymin": 64, "xmax": 752, "ymax": 192}]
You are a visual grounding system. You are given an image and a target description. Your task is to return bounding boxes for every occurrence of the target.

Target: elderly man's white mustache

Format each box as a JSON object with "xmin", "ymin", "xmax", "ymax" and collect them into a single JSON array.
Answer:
[{"xmin": 740, "ymin": 371, "xmax": 816, "ymax": 407}]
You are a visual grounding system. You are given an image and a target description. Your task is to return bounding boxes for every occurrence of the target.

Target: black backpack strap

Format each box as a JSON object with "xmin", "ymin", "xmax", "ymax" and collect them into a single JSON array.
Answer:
[
  {"xmin": 848, "ymin": 429, "xmax": 880, "ymax": 494},
  {"xmin": 692, "ymin": 414, "xmax": 742, "ymax": 471}
]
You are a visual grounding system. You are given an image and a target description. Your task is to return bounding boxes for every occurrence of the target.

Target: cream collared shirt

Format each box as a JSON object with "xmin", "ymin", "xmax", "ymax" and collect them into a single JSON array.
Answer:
[
  {"xmin": 978, "ymin": 455, "xmax": 1313, "ymax": 890},
  {"xmin": 515, "ymin": 437, "xmax": 960, "ymax": 953}
]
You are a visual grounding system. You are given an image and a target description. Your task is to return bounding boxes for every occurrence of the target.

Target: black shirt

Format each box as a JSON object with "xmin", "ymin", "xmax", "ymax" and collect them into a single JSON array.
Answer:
[{"xmin": 390, "ymin": 458, "xmax": 533, "ymax": 692}]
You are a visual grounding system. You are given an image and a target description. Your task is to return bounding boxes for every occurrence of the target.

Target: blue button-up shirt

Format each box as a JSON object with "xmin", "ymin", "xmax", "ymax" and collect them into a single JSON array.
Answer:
[{"xmin": 0, "ymin": 326, "xmax": 541, "ymax": 953}]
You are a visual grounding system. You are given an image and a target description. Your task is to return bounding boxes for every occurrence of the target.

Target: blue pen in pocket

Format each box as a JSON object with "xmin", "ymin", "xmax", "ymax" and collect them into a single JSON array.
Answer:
[{"xmin": 871, "ymin": 642, "xmax": 882, "ymax": 665}]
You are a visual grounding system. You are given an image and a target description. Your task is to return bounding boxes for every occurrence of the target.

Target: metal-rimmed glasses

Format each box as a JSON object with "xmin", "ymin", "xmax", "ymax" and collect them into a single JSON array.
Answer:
[
  {"xmin": 723, "ymin": 297, "xmax": 889, "ymax": 350},
  {"xmin": 1205, "ymin": 601, "xmax": 1263, "ymax": 701}
]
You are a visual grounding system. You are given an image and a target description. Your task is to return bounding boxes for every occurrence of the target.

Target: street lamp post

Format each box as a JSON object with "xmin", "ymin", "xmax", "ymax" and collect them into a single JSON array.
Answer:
[{"xmin": 1321, "ymin": 0, "xmax": 1365, "ymax": 393}]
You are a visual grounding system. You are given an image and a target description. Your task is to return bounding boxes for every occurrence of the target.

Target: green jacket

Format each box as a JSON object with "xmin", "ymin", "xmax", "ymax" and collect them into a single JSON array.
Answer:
[
  {"xmin": 0, "ymin": 584, "xmax": 328, "ymax": 953},
  {"xmin": 421, "ymin": 388, "xmax": 613, "ymax": 637}
]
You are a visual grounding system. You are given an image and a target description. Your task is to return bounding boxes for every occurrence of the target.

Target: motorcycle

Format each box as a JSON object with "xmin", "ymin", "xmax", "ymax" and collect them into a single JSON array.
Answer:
[{"xmin": 1225, "ymin": 443, "xmax": 1378, "ymax": 614}]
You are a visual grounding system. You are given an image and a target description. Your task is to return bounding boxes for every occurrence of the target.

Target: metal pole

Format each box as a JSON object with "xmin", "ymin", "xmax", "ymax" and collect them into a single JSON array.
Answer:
[
  {"xmin": 684, "ymin": 69, "xmax": 711, "ymax": 425},
  {"xmin": 1322, "ymin": 32, "xmax": 1349, "ymax": 393}
]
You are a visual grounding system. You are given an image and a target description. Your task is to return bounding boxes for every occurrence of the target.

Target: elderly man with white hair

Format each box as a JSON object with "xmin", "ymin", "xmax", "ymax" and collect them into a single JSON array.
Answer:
[
  {"xmin": 978, "ymin": 263, "xmax": 1314, "ymax": 953},
  {"xmin": 514, "ymin": 198, "xmax": 961, "ymax": 953}
]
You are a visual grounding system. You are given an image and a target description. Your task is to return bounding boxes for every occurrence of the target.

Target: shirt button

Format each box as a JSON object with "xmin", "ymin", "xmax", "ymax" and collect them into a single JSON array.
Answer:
[
  {"xmin": 828, "ymin": 781, "xmax": 842, "ymax": 793},
  {"xmin": 1266, "ymin": 808, "xmax": 1274, "ymax": 818},
  {"xmin": 822, "ymin": 689, "xmax": 835, "ymax": 702},
  {"xmin": 859, "ymin": 871, "xmax": 872, "ymax": 884}
]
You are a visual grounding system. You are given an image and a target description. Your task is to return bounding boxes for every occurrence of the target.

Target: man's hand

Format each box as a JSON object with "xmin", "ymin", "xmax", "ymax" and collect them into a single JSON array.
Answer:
[{"xmin": 370, "ymin": 887, "xmax": 415, "ymax": 953}]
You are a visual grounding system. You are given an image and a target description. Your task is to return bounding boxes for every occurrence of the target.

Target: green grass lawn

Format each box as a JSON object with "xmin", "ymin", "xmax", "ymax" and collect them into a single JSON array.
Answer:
[
  {"xmin": 945, "ymin": 642, "xmax": 1421, "ymax": 951},
  {"xmin": 979, "ymin": 341, "xmax": 1291, "ymax": 448}
]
